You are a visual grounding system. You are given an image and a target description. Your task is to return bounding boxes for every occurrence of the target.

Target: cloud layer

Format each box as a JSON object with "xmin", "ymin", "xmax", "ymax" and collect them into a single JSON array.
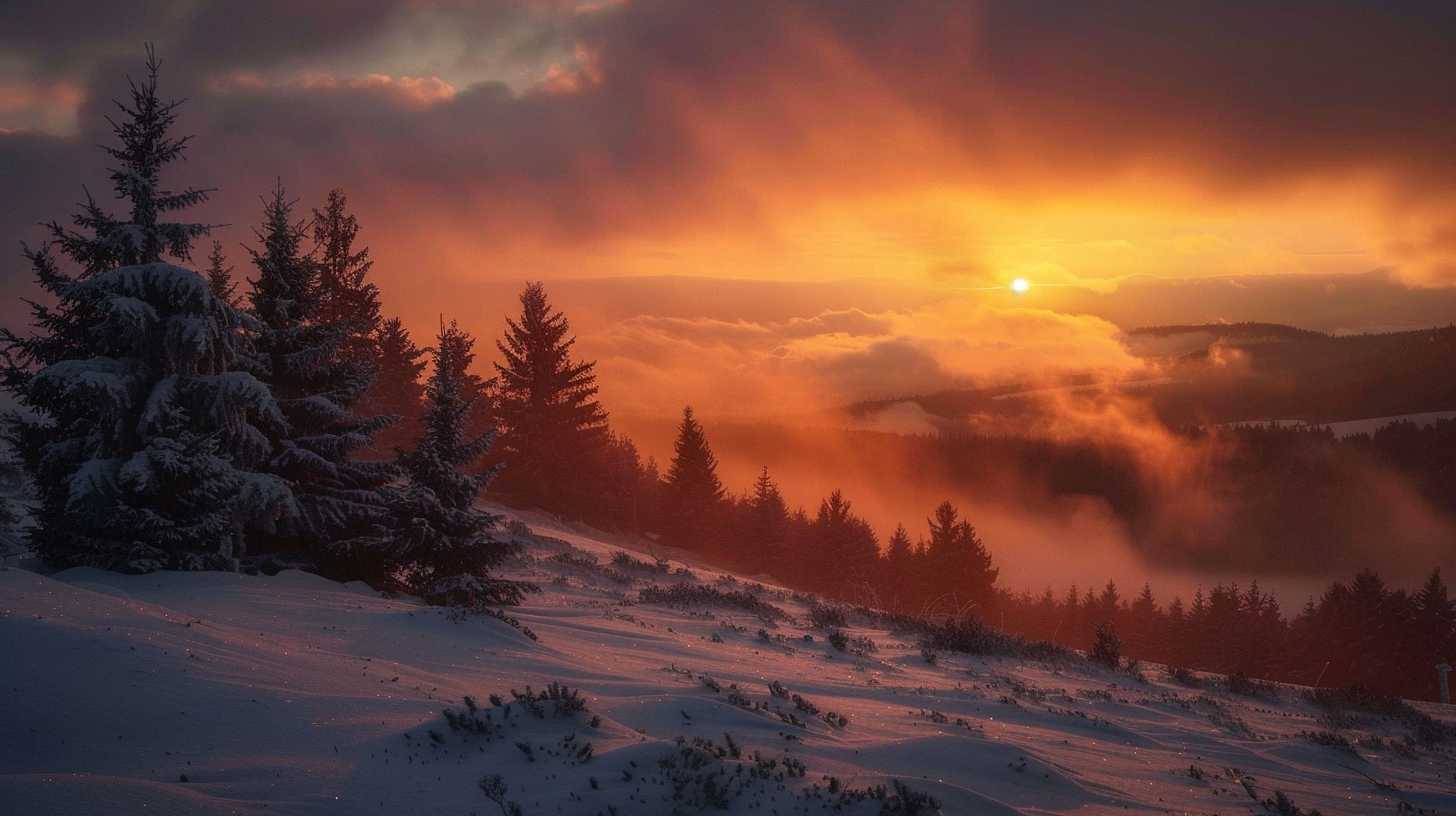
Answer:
[{"xmin": 3, "ymin": 0, "xmax": 1455, "ymax": 416}]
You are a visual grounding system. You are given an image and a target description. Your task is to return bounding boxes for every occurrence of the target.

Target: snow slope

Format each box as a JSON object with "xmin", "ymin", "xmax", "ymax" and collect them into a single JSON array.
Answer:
[{"xmin": 3, "ymin": 510, "xmax": 1454, "ymax": 815}]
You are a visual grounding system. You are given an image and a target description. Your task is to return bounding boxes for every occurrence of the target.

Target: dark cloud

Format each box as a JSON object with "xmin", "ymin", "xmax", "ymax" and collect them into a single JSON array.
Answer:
[{"xmin": 3, "ymin": 0, "xmax": 1456, "ymax": 336}]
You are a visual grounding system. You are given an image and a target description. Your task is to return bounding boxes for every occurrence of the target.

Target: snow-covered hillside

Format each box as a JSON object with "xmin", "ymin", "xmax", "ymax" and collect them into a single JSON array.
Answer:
[{"xmin": 3, "ymin": 511, "xmax": 1454, "ymax": 815}]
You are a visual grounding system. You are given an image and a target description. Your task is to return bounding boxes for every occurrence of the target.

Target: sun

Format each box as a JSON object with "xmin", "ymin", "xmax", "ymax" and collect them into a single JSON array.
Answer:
[{"xmin": 1010, "ymin": 277, "xmax": 1031, "ymax": 294}]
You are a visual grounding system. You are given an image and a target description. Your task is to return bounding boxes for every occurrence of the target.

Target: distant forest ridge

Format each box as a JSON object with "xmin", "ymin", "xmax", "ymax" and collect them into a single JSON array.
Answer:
[{"xmin": 848, "ymin": 321, "xmax": 1456, "ymax": 428}]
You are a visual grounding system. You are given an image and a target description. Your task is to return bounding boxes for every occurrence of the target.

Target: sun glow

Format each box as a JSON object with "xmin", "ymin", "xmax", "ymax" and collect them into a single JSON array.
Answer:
[{"xmin": 1010, "ymin": 277, "xmax": 1031, "ymax": 294}]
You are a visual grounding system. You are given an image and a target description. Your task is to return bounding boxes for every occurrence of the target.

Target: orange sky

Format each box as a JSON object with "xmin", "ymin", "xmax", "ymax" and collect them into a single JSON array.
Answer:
[{"xmin": 3, "ymin": 1, "xmax": 1455, "ymax": 417}]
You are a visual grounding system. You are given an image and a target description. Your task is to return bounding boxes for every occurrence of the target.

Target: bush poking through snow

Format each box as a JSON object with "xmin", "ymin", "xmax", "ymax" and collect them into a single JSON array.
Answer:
[
  {"xmin": 638, "ymin": 583, "xmax": 789, "ymax": 620},
  {"xmin": 921, "ymin": 616, "xmax": 1068, "ymax": 661},
  {"xmin": 1304, "ymin": 684, "xmax": 1452, "ymax": 745},
  {"xmin": 882, "ymin": 779, "xmax": 942, "ymax": 815},
  {"xmin": 443, "ymin": 695, "xmax": 501, "ymax": 737},
  {"xmin": 1264, "ymin": 790, "xmax": 1323, "ymax": 816},
  {"xmin": 548, "ymin": 550, "xmax": 632, "ymax": 585},
  {"xmin": 478, "ymin": 774, "xmax": 524, "ymax": 816},
  {"xmin": 477, "ymin": 607, "xmax": 539, "ymax": 641},
  {"xmin": 1090, "ymin": 622, "xmax": 1121, "ymax": 669},
  {"xmin": 1166, "ymin": 665, "xmax": 1201, "ymax": 687},
  {"xmin": 512, "ymin": 682, "xmax": 589, "ymax": 717},
  {"xmin": 1224, "ymin": 671, "xmax": 1280, "ymax": 699},
  {"xmin": 1303, "ymin": 729, "xmax": 1358, "ymax": 756},
  {"xmin": 444, "ymin": 682, "xmax": 589, "ymax": 737},
  {"xmin": 611, "ymin": 551, "xmax": 671, "ymax": 574},
  {"xmin": 808, "ymin": 603, "xmax": 848, "ymax": 629}
]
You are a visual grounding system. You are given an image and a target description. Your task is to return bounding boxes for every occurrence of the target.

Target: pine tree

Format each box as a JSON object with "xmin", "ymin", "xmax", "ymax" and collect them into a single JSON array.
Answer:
[
  {"xmin": 1416, "ymin": 570, "xmax": 1453, "ymax": 643},
  {"xmin": 746, "ymin": 466, "xmax": 789, "ymax": 571},
  {"xmin": 364, "ymin": 317, "xmax": 428, "ymax": 454},
  {"xmin": 492, "ymin": 281, "xmax": 608, "ymax": 512},
  {"xmin": 312, "ymin": 188, "xmax": 381, "ymax": 373},
  {"xmin": 205, "ymin": 240, "xmax": 239, "ymax": 307},
  {"xmin": 0, "ymin": 48, "xmax": 291, "ymax": 572},
  {"xmin": 392, "ymin": 319, "xmax": 522, "ymax": 606},
  {"xmin": 660, "ymin": 405, "xmax": 724, "ymax": 550},
  {"xmin": 247, "ymin": 181, "xmax": 394, "ymax": 572},
  {"xmin": 807, "ymin": 490, "xmax": 879, "ymax": 599},
  {"xmin": 923, "ymin": 501, "xmax": 999, "ymax": 616},
  {"xmin": 883, "ymin": 524, "xmax": 914, "ymax": 611},
  {"xmin": 592, "ymin": 431, "xmax": 654, "ymax": 531},
  {"xmin": 1097, "ymin": 580, "xmax": 1121, "ymax": 624}
]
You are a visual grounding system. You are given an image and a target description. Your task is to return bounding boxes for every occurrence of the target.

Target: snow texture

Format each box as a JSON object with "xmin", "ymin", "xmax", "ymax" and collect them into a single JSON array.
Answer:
[{"xmin": 2, "ymin": 509, "xmax": 1453, "ymax": 815}]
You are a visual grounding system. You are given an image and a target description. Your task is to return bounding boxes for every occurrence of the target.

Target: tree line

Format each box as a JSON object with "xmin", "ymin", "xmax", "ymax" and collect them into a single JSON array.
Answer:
[{"xmin": 648, "ymin": 404, "xmax": 1456, "ymax": 701}]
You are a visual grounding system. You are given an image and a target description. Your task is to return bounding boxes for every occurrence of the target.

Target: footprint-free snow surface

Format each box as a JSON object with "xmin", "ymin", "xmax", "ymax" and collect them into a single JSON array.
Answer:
[{"xmin": 3, "ymin": 510, "xmax": 1454, "ymax": 815}]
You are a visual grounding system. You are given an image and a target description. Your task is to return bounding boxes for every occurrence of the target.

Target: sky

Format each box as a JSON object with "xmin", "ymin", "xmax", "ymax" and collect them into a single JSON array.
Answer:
[{"xmin": 3, "ymin": 0, "xmax": 1456, "ymax": 418}]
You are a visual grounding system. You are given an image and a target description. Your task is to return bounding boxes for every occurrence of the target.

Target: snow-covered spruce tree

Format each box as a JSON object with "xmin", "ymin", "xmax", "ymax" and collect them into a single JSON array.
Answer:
[
  {"xmin": 492, "ymin": 281, "xmax": 608, "ymax": 513},
  {"xmin": 393, "ymin": 319, "xmax": 523, "ymax": 607},
  {"xmin": 246, "ymin": 182, "xmax": 395, "ymax": 576},
  {"xmin": 205, "ymin": 240, "xmax": 239, "ymax": 308},
  {"xmin": 0, "ymin": 49, "xmax": 291, "ymax": 572}
]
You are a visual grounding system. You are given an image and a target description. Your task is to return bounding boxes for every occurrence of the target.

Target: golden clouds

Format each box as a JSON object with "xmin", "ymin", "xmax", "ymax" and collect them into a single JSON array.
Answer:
[{"xmin": 588, "ymin": 300, "xmax": 1146, "ymax": 416}]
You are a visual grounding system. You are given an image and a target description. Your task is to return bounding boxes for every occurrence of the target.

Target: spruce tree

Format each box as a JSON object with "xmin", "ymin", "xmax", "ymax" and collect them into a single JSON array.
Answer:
[
  {"xmin": 0, "ymin": 48, "xmax": 291, "ymax": 572},
  {"xmin": 746, "ymin": 466, "xmax": 789, "ymax": 571},
  {"xmin": 205, "ymin": 240, "xmax": 239, "ymax": 307},
  {"xmin": 592, "ymin": 431, "xmax": 653, "ymax": 530},
  {"xmin": 247, "ymin": 181, "xmax": 394, "ymax": 573},
  {"xmin": 807, "ymin": 490, "xmax": 879, "ymax": 598},
  {"xmin": 661, "ymin": 405, "xmax": 725, "ymax": 550},
  {"xmin": 393, "ymin": 319, "xmax": 522, "ymax": 606},
  {"xmin": 883, "ymin": 523, "xmax": 914, "ymax": 611},
  {"xmin": 923, "ymin": 500, "xmax": 998, "ymax": 616},
  {"xmin": 493, "ymin": 281, "xmax": 608, "ymax": 512},
  {"xmin": 364, "ymin": 317, "xmax": 428, "ymax": 454},
  {"xmin": 312, "ymin": 188, "xmax": 381, "ymax": 373}
]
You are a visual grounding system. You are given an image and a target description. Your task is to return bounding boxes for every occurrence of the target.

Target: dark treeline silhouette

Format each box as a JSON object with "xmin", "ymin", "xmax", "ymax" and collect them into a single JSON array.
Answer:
[
  {"xmin": 998, "ymin": 569, "xmax": 1455, "ymax": 703},
  {"xmin": 623, "ymin": 417, "xmax": 1456, "ymax": 576},
  {"xmin": 646, "ymin": 409, "xmax": 1455, "ymax": 702}
]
